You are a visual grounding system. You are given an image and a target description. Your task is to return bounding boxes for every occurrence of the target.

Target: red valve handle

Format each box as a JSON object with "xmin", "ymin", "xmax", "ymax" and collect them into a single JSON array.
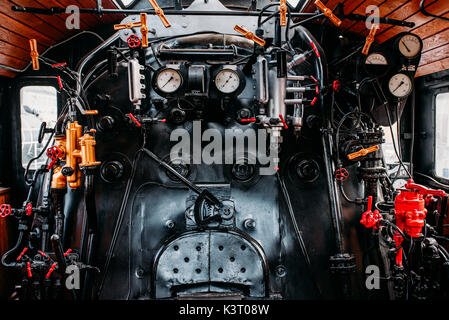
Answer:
[
  {"xmin": 16, "ymin": 247, "xmax": 28, "ymax": 261},
  {"xmin": 127, "ymin": 35, "xmax": 141, "ymax": 48},
  {"xmin": 25, "ymin": 203, "xmax": 32, "ymax": 216},
  {"xmin": 279, "ymin": 114, "xmax": 288, "ymax": 130},
  {"xmin": 0, "ymin": 204, "xmax": 11, "ymax": 218},
  {"xmin": 360, "ymin": 196, "xmax": 382, "ymax": 229},
  {"xmin": 335, "ymin": 168, "xmax": 349, "ymax": 181},
  {"xmin": 404, "ymin": 179, "xmax": 446, "ymax": 197},
  {"xmin": 47, "ymin": 146, "xmax": 62, "ymax": 169}
]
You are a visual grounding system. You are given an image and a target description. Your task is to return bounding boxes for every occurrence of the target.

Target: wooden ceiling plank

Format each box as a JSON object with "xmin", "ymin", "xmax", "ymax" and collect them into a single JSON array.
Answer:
[
  {"xmin": 0, "ymin": 40, "xmax": 32, "ymax": 61},
  {"xmin": 34, "ymin": 0, "xmax": 91, "ymax": 30},
  {"xmin": 0, "ymin": 26, "xmax": 46, "ymax": 52},
  {"xmin": 422, "ymin": 27, "xmax": 449, "ymax": 53},
  {"xmin": 376, "ymin": 0, "xmax": 449, "ymax": 43},
  {"xmin": 0, "ymin": 52, "xmax": 28, "ymax": 68},
  {"xmin": 416, "ymin": 56, "xmax": 449, "ymax": 77},
  {"xmin": 9, "ymin": 0, "xmax": 70, "ymax": 36},
  {"xmin": 0, "ymin": 68, "xmax": 19, "ymax": 78},
  {"xmin": 55, "ymin": 0, "xmax": 100, "ymax": 28},
  {"xmin": 419, "ymin": 42, "xmax": 449, "ymax": 66},
  {"xmin": 0, "ymin": 12, "xmax": 55, "ymax": 47},
  {"xmin": 0, "ymin": 6, "xmax": 66, "ymax": 41},
  {"xmin": 348, "ymin": 0, "xmax": 408, "ymax": 34},
  {"xmin": 341, "ymin": 0, "xmax": 386, "ymax": 32},
  {"xmin": 411, "ymin": 12, "xmax": 449, "ymax": 41}
]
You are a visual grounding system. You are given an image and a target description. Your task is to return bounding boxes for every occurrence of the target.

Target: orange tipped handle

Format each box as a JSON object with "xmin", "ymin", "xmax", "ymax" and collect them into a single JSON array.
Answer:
[
  {"xmin": 315, "ymin": 0, "xmax": 342, "ymax": 27},
  {"xmin": 347, "ymin": 145, "xmax": 379, "ymax": 160},
  {"xmin": 114, "ymin": 21, "xmax": 141, "ymax": 30},
  {"xmin": 362, "ymin": 25, "xmax": 378, "ymax": 55},
  {"xmin": 234, "ymin": 25, "xmax": 266, "ymax": 47},
  {"xmin": 148, "ymin": 0, "xmax": 171, "ymax": 28},
  {"xmin": 140, "ymin": 13, "xmax": 148, "ymax": 47},
  {"xmin": 29, "ymin": 39, "xmax": 39, "ymax": 70},
  {"xmin": 280, "ymin": 0, "xmax": 287, "ymax": 27}
]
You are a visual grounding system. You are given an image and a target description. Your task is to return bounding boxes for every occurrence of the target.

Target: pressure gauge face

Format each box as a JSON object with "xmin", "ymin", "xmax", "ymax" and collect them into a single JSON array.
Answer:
[
  {"xmin": 365, "ymin": 53, "xmax": 388, "ymax": 65},
  {"xmin": 388, "ymin": 73, "xmax": 413, "ymax": 98},
  {"xmin": 398, "ymin": 34, "xmax": 422, "ymax": 58},
  {"xmin": 364, "ymin": 52, "xmax": 389, "ymax": 76},
  {"xmin": 156, "ymin": 68, "xmax": 182, "ymax": 93},
  {"xmin": 215, "ymin": 69, "xmax": 240, "ymax": 94}
]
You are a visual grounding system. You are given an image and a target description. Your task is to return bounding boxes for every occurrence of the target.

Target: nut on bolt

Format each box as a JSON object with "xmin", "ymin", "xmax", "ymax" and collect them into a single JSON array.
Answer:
[
  {"xmin": 165, "ymin": 219, "xmax": 175, "ymax": 229},
  {"xmin": 244, "ymin": 218, "xmax": 256, "ymax": 230}
]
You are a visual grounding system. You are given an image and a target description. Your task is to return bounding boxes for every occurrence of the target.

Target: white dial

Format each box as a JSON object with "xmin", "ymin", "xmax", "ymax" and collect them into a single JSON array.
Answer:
[
  {"xmin": 156, "ymin": 69, "xmax": 182, "ymax": 93},
  {"xmin": 365, "ymin": 53, "xmax": 388, "ymax": 65},
  {"xmin": 398, "ymin": 34, "xmax": 421, "ymax": 58},
  {"xmin": 215, "ymin": 69, "xmax": 240, "ymax": 94},
  {"xmin": 388, "ymin": 73, "xmax": 413, "ymax": 98}
]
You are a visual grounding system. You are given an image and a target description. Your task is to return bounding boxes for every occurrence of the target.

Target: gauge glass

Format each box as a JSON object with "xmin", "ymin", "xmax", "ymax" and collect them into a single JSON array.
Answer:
[
  {"xmin": 388, "ymin": 73, "xmax": 413, "ymax": 98},
  {"xmin": 398, "ymin": 34, "xmax": 421, "ymax": 58},
  {"xmin": 365, "ymin": 53, "xmax": 388, "ymax": 65},
  {"xmin": 156, "ymin": 69, "xmax": 182, "ymax": 93},
  {"xmin": 215, "ymin": 69, "xmax": 240, "ymax": 94}
]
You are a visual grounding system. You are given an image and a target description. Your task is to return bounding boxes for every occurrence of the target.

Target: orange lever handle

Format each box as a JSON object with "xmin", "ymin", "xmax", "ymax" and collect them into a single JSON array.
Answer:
[
  {"xmin": 114, "ymin": 21, "xmax": 141, "ymax": 30},
  {"xmin": 148, "ymin": 0, "xmax": 171, "ymax": 28},
  {"xmin": 362, "ymin": 25, "xmax": 378, "ymax": 55},
  {"xmin": 29, "ymin": 39, "xmax": 39, "ymax": 71},
  {"xmin": 140, "ymin": 13, "xmax": 149, "ymax": 47},
  {"xmin": 280, "ymin": 0, "xmax": 287, "ymax": 27},
  {"xmin": 315, "ymin": 0, "xmax": 342, "ymax": 27},
  {"xmin": 347, "ymin": 145, "xmax": 379, "ymax": 160},
  {"xmin": 234, "ymin": 25, "xmax": 266, "ymax": 47}
]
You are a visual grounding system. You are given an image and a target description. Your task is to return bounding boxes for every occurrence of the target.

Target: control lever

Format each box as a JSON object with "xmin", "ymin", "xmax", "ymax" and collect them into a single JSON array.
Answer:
[{"xmin": 142, "ymin": 148, "xmax": 223, "ymax": 208}]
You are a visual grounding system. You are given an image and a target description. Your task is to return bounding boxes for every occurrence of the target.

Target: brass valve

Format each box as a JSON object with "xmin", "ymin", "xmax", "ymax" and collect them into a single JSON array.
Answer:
[
  {"xmin": 347, "ymin": 145, "xmax": 379, "ymax": 160},
  {"xmin": 234, "ymin": 25, "xmax": 266, "ymax": 47},
  {"xmin": 314, "ymin": 0, "xmax": 342, "ymax": 27},
  {"xmin": 50, "ymin": 122, "xmax": 101, "ymax": 190}
]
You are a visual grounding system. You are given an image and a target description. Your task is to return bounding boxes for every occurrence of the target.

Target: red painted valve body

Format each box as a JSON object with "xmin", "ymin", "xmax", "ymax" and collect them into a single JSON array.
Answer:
[{"xmin": 393, "ymin": 180, "xmax": 446, "ymax": 267}]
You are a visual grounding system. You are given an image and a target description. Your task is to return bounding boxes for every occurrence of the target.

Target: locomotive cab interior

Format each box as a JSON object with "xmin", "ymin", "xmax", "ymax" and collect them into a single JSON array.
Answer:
[{"xmin": 1, "ymin": 0, "xmax": 449, "ymax": 302}]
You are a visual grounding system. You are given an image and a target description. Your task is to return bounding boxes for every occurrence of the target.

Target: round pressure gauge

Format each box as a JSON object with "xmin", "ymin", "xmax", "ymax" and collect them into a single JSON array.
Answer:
[
  {"xmin": 214, "ymin": 69, "xmax": 240, "ymax": 94},
  {"xmin": 364, "ymin": 52, "xmax": 389, "ymax": 76},
  {"xmin": 398, "ymin": 34, "xmax": 422, "ymax": 58},
  {"xmin": 156, "ymin": 68, "xmax": 182, "ymax": 94},
  {"xmin": 388, "ymin": 73, "xmax": 413, "ymax": 98}
]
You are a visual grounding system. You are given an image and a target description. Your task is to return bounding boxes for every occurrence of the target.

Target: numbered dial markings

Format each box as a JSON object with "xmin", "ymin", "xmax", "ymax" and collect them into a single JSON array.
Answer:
[
  {"xmin": 215, "ymin": 69, "xmax": 240, "ymax": 94},
  {"xmin": 398, "ymin": 34, "xmax": 421, "ymax": 58},
  {"xmin": 388, "ymin": 73, "xmax": 412, "ymax": 98},
  {"xmin": 156, "ymin": 69, "xmax": 182, "ymax": 93},
  {"xmin": 365, "ymin": 53, "xmax": 388, "ymax": 65}
]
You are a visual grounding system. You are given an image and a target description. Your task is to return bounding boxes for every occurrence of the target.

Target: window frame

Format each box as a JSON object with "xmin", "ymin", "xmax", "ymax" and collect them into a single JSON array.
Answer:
[
  {"xmin": 434, "ymin": 89, "xmax": 449, "ymax": 182},
  {"xmin": 116, "ymin": 0, "xmax": 139, "ymax": 8}
]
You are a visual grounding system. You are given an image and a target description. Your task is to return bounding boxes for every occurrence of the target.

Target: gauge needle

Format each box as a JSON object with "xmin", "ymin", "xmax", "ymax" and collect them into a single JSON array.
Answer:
[
  {"xmin": 220, "ymin": 75, "xmax": 234, "ymax": 89},
  {"xmin": 393, "ymin": 81, "xmax": 404, "ymax": 93},
  {"xmin": 161, "ymin": 76, "xmax": 174, "ymax": 88},
  {"xmin": 401, "ymin": 41, "xmax": 411, "ymax": 52}
]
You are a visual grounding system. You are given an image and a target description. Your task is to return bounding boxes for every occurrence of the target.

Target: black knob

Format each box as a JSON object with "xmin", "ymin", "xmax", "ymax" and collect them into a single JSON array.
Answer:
[
  {"xmin": 98, "ymin": 116, "xmax": 115, "ymax": 132},
  {"xmin": 100, "ymin": 161, "xmax": 124, "ymax": 183},
  {"xmin": 61, "ymin": 166, "xmax": 74, "ymax": 177}
]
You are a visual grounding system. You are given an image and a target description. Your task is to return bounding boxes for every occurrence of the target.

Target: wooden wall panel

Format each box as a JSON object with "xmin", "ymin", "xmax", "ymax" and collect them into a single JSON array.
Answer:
[{"xmin": 0, "ymin": 0, "xmax": 123, "ymax": 78}]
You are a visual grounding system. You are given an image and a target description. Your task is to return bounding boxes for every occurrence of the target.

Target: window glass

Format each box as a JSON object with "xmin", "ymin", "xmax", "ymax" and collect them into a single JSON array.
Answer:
[
  {"xmin": 118, "ymin": 0, "xmax": 135, "ymax": 7},
  {"xmin": 382, "ymin": 122, "xmax": 399, "ymax": 165},
  {"xmin": 436, "ymin": 92, "xmax": 449, "ymax": 178},
  {"xmin": 20, "ymin": 86, "xmax": 58, "ymax": 170}
]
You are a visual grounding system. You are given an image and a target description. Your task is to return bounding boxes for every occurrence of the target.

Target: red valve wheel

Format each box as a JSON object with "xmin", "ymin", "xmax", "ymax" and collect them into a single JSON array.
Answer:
[
  {"xmin": 25, "ymin": 203, "xmax": 32, "ymax": 216},
  {"xmin": 0, "ymin": 204, "xmax": 11, "ymax": 218},
  {"xmin": 47, "ymin": 146, "xmax": 62, "ymax": 169},
  {"xmin": 127, "ymin": 35, "xmax": 141, "ymax": 48},
  {"xmin": 335, "ymin": 168, "xmax": 349, "ymax": 181}
]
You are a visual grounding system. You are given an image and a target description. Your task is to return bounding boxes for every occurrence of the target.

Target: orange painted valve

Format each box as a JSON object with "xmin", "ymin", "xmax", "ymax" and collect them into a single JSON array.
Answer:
[
  {"xmin": 148, "ymin": 0, "xmax": 171, "ymax": 28},
  {"xmin": 234, "ymin": 25, "xmax": 266, "ymax": 47},
  {"xmin": 314, "ymin": 0, "xmax": 342, "ymax": 27},
  {"xmin": 279, "ymin": 0, "xmax": 288, "ymax": 27},
  {"xmin": 362, "ymin": 24, "xmax": 379, "ymax": 55},
  {"xmin": 347, "ymin": 145, "xmax": 379, "ymax": 160},
  {"xmin": 29, "ymin": 39, "xmax": 39, "ymax": 70}
]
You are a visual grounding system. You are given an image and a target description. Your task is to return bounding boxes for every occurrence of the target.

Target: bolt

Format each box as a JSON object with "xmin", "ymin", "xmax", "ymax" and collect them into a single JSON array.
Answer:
[
  {"xmin": 244, "ymin": 218, "xmax": 256, "ymax": 230},
  {"xmin": 275, "ymin": 265, "xmax": 287, "ymax": 277},
  {"xmin": 165, "ymin": 220, "xmax": 175, "ymax": 229}
]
